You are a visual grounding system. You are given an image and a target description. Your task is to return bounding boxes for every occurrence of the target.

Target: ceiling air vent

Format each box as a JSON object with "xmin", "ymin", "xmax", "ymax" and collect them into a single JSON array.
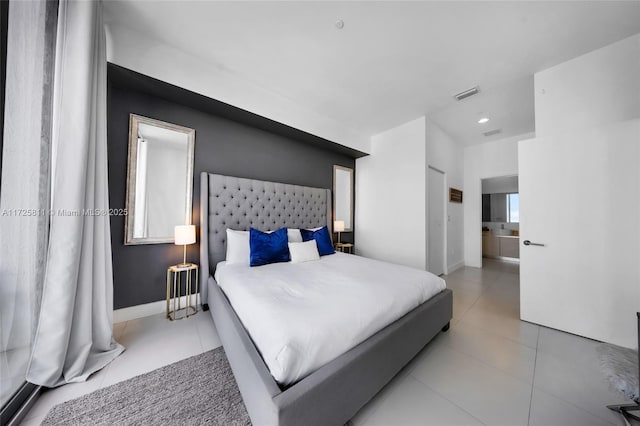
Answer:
[
  {"xmin": 453, "ymin": 86, "xmax": 479, "ymax": 101},
  {"xmin": 483, "ymin": 129, "xmax": 502, "ymax": 137}
]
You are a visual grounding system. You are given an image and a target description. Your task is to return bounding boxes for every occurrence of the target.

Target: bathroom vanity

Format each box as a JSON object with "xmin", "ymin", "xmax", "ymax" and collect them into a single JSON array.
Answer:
[{"xmin": 482, "ymin": 232, "xmax": 520, "ymax": 259}]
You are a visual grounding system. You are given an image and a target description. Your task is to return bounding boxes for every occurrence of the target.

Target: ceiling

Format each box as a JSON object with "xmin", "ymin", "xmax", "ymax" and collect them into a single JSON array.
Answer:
[{"xmin": 104, "ymin": 1, "xmax": 640, "ymax": 147}]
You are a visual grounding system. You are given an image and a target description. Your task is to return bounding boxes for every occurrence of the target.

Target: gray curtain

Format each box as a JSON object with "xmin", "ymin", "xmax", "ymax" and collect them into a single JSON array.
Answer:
[
  {"xmin": 0, "ymin": 0, "xmax": 56, "ymax": 402},
  {"xmin": 26, "ymin": 0, "xmax": 124, "ymax": 387}
]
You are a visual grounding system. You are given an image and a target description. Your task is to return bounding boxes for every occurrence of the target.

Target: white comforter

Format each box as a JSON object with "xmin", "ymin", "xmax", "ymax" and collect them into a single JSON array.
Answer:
[{"xmin": 215, "ymin": 252, "xmax": 446, "ymax": 385}]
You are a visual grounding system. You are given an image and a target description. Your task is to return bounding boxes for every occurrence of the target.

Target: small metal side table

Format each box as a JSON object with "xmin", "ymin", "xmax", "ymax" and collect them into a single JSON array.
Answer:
[
  {"xmin": 335, "ymin": 243, "xmax": 354, "ymax": 254},
  {"xmin": 166, "ymin": 263, "xmax": 199, "ymax": 321}
]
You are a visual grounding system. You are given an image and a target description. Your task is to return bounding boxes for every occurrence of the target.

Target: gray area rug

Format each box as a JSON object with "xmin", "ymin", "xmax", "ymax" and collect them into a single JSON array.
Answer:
[
  {"xmin": 598, "ymin": 343, "xmax": 639, "ymax": 402},
  {"xmin": 42, "ymin": 347, "xmax": 251, "ymax": 425}
]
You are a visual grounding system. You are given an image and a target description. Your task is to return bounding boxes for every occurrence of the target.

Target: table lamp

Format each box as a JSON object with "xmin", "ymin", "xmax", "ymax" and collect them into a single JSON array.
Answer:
[
  {"xmin": 175, "ymin": 225, "xmax": 196, "ymax": 266},
  {"xmin": 334, "ymin": 220, "xmax": 345, "ymax": 244}
]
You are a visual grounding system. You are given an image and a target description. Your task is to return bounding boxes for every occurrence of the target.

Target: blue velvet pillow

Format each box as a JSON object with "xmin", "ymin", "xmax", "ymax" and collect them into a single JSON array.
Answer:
[
  {"xmin": 300, "ymin": 226, "xmax": 335, "ymax": 256},
  {"xmin": 249, "ymin": 227, "xmax": 291, "ymax": 267}
]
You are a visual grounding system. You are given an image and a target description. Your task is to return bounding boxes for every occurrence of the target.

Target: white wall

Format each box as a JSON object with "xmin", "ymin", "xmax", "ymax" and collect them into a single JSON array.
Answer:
[
  {"xmin": 356, "ymin": 117, "xmax": 464, "ymax": 273},
  {"xmin": 426, "ymin": 119, "xmax": 464, "ymax": 273},
  {"xmin": 481, "ymin": 175, "xmax": 518, "ymax": 194},
  {"xmin": 520, "ymin": 35, "xmax": 640, "ymax": 348},
  {"xmin": 535, "ymin": 34, "xmax": 640, "ymax": 138},
  {"xmin": 463, "ymin": 132, "xmax": 534, "ymax": 267},
  {"xmin": 356, "ymin": 117, "xmax": 427, "ymax": 269},
  {"xmin": 105, "ymin": 24, "xmax": 370, "ymax": 154}
]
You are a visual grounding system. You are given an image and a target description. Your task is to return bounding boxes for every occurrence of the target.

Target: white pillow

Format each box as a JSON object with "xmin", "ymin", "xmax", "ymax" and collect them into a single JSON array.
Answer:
[
  {"xmin": 287, "ymin": 228, "xmax": 303, "ymax": 243},
  {"xmin": 288, "ymin": 240, "xmax": 320, "ymax": 264},
  {"xmin": 226, "ymin": 229, "xmax": 250, "ymax": 265},
  {"xmin": 267, "ymin": 228, "xmax": 303, "ymax": 242}
]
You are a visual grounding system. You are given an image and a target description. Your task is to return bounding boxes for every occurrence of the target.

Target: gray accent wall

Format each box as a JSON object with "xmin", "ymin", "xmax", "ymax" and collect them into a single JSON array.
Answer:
[{"xmin": 107, "ymin": 64, "xmax": 359, "ymax": 309}]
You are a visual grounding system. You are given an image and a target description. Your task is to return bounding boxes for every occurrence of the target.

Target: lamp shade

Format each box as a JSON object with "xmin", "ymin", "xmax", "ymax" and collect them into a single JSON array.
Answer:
[
  {"xmin": 174, "ymin": 225, "xmax": 196, "ymax": 245},
  {"xmin": 334, "ymin": 220, "xmax": 345, "ymax": 233}
]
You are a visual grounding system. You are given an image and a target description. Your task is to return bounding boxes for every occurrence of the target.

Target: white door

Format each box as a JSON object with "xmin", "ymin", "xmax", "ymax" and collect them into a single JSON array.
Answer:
[
  {"xmin": 518, "ymin": 120, "xmax": 640, "ymax": 348},
  {"xmin": 428, "ymin": 167, "xmax": 445, "ymax": 276}
]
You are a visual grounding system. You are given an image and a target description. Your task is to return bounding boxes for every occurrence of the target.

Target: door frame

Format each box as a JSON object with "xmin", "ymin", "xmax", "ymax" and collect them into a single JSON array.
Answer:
[{"xmin": 427, "ymin": 165, "xmax": 447, "ymax": 275}]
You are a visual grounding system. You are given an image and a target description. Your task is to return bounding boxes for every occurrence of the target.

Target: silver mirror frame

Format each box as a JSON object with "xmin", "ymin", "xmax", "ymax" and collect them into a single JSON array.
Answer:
[
  {"xmin": 124, "ymin": 114, "xmax": 195, "ymax": 245},
  {"xmin": 333, "ymin": 165, "xmax": 354, "ymax": 232}
]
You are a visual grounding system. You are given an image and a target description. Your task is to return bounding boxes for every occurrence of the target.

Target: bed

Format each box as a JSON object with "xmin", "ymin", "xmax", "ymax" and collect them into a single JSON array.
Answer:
[{"xmin": 200, "ymin": 172, "xmax": 453, "ymax": 426}]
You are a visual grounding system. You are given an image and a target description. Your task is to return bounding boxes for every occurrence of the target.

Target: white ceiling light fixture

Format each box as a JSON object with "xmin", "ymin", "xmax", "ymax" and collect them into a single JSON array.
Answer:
[
  {"xmin": 477, "ymin": 117, "xmax": 490, "ymax": 124},
  {"xmin": 335, "ymin": 19, "xmax": 344, "ymax": 29}
]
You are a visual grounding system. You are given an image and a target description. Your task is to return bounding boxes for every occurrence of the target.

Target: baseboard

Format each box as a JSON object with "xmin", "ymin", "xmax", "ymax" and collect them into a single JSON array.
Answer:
[
  {"xmin": 113, "ymin": 294, "xmax": 199, "ymax": 323},
  {"xmin": 446, "ymin": 260, "xmax": 464, "ymax": 275}
]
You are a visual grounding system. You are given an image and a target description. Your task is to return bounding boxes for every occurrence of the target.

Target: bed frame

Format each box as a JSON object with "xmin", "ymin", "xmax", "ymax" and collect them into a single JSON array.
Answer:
[{"xmin": 200, "ymin": 172, "xmax": 453, "ymax": 426}]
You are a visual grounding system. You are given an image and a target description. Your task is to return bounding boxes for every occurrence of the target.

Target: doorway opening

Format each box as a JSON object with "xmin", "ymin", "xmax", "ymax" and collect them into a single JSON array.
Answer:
[
  {"xmin": 479, "ymin": 175, "xmax": 521, "ymax": 317},
  {"xmin": 481, "ymin": 175, "xmax": 520, "ymax": 269}
]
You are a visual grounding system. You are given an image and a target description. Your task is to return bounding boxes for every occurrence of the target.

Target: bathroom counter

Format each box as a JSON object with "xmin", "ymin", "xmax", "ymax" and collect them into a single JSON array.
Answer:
[{"xmin": 482, "ymin": 233, "xmax": 520, "ymax": 258}]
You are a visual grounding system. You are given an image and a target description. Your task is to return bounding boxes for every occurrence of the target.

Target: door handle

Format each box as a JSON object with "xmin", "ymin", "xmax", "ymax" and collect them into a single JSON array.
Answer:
[{"xmin": 523, "ymin": 240, "xmax": 545, "ymax": 247}]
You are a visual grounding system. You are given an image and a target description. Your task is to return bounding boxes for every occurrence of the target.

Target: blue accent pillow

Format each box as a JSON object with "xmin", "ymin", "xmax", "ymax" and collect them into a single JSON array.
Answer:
[
  {"xmin": 249, "ymin": 227, "xmax": 291, "ymax": 267},
  {"xmin": 300, "ymin": 226, "xmax": 335, "ymax": 256}
]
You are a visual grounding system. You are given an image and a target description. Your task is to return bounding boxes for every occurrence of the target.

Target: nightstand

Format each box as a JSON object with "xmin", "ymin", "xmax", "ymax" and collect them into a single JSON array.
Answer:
[
  {"xmin": 166, "ymin": 263, "xmax": 199, "ymax": 321},
  {"xmin": 335, "ymin": 242, "xmax": 354, "ymax": 254}
]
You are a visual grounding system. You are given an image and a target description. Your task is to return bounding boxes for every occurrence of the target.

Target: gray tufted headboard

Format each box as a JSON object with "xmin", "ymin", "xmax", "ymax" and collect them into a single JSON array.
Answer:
[{"xmin": 199, "ymin": 172, "xmax": 332, "ymax": 305}]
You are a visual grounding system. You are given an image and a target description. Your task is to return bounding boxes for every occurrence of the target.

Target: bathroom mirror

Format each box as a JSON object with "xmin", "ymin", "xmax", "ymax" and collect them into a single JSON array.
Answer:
[
  {"xmin": 481, "ymin": 175, "xmax": 519, "ymax": 223},
  {"xmin": 482, "ymin": 193, "xmax": 519, "ymax": 223},
  {"xmin": 124, "ymin": 114, "xmax": 195, "ymax": 245},
  {"xmin": 333, "ymin": 165, "xmax": 353, "ymax": 231}
]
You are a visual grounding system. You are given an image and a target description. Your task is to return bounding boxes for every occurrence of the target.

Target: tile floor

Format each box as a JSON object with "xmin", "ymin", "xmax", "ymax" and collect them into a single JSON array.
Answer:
[{"xmin": 20, "ymin": 259, "xmax": 634, "ymax": 425}]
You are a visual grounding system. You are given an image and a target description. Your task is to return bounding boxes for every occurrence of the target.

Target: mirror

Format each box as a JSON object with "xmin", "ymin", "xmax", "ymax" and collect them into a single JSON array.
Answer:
[
  {"xmin": 333, "ymin": 165, "xmax": 353, "ymax": 231},
  {"xmin": 481, "ymin": 175, "xmax": 519, "ymax": 223},
  {"xmin": 124, "ymin": 114, "xmax": 195, "ymax": 245},
  {"xmin": 482, "ymin": 193, "xmax": 519, "ymax": 223}
]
